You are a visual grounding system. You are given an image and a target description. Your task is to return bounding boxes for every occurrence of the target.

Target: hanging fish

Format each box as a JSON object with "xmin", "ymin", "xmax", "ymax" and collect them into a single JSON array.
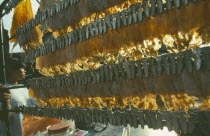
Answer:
[
  {"xmin": 168, "ymin": 53, "xmax": 176, "ymax": 75},
  {"xmin": 163, "ymin": 55, "xmax": 170, "ymax": 75},
  {"xmin": 156, "ymin": 0, "xmax": 163, "ymax": 13},
  {"xmin": 193, "ymin": 48, "xmax": 202, "ymax": 71},
  {"xmin": 166, "ymin": 0, "xmax": 172, "ymax": 10},
  {"xmin": 142, "ymin": 58, "xmax": 149, "ymax": 77},
  {"xmin": 177, "ymin": 52, "xmax": 184, "ymax": 74},
  {"xmin": 156, "ymin": 56, "xmax": 162, "ymax": 76},
  {"xmin": 136, "ymin": 60, "xmax": 143, "ymax": 78},
  {"xmin": 121, "ymin": 10, "xmax": 127, "ymax": 26},
  {"xmin": 136, "ymin": 3, "xmax": 143, "ymax": 21},
  {"xmin": 150, "ymin": 0, "xmax": 156, "ymax": 16},
  {"xmin": 143, "ymin": 0, "xmax": 150, "ymax": 18},
  {"xmin": 184, "ymin": 50, "xmax": 193, "ymax": 72},
  {"xmin": 173, "ymin": 0, "xmax": 180, "ymax": 8}
]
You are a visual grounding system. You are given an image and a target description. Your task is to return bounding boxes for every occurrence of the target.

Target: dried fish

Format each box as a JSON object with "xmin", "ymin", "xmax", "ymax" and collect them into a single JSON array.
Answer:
[
  {"xmin": 78, "ymin": 28, "xmax": 83, "ymax": 41},
  {"xmin": 113, "ymin": 64, "xmax": 119, "ymax": 80},
  {"xmin": 157, "ymin": 111, "xmax": 163, "ymax": 130},
  {"xmin": 179, "ymin": 111, "xmax": 188, "ymax": 134},
  {"xmin": 182, "ymin": 0, "xmax": 188, "ymax": 6},
  {"xmin": 145, "ymin": 110, "xmax": 152, "ymax": 128},
  {"xmin": 136, "ymin": 60, "xmax": 143, "ymax": 78},
  {"xmin": 89, "ymin": 23, "xmax": 94, "ymax": 38},
  {"xmin": 100, "ymin": 66, "xmax": 105, "ymax": 82},
  {"xmin": 150, "ymin": 111, "xmax": 157, "ymax": 129},
  {"xmin": 118, "ymin": 63, "xmax": 126, "ymax": 79},
  {"xmin": 173, "ymin": 0, "xmax": 180, "ymax": 8},
  {"xmin": 184, "ymin": 51, "xmax": 193, "ymax": 72},
  {"xmin": 172, "ymin": 112, "xmax": 181, "ymax": 134},
  {"xmin": 202, "ymin": 47, "xmax": 210, "ymax": 70},
  {"xmin": 156, "ymin": 56, "xmax": 162, "ymax": 76},
  {"xmin": 111, "ymin": 14, "xmax": 117, "ymax": 30},
  {"xmin": 163, "ymin": 55, "xmax": 170, "ymax": 75},
  {"xmin": 142, "ymin": 58, "xmax": 149, "ymax": 77},
  {"xmin": 98, "ymin": 19, "xmax": 103, "ymax": 34},
  {"xmin": 126, "ymin": 9, "xmax": 132, "ymax": 25},
  {"xmin": 138, "ymin": 111, "xmax": 144, "ymax": 129},
  {"xmin": 129, "ymin": 61, "xmax": 136, "ymax": 79},
  {"xmin": 85, "ymin": 26, "xmax": 90, "ymax": 39},
  {"xmin": 168, "ymin": 53, "xmax": 176, "ymax": 75},
  {"xmin": 143, "ymin": 0, "xmax": 150, "ymax": 18},
  {"xmin": 115, "ymin": 12, "xmax": 121, "ymax": 28},
  {"xmin": 164, "ymin": 111, "xmax": 173, "ymax": 131},
  {"xmin": 150, "ymin": 0, "xmax": 155, "ymax": 16},
  {"xmin": 193, "ymin": 48, "xmax": 202, "ymax": 71},
  {"xmin": 130, "ymin": 4, "xmax": 137, "ymax": 23},
  {"xmin": 177, "ymin": 53, "xmax": 184, "ymax": 74},
  {"xmin": 166, "ymin": 0, "xmax": 172, "ymax": 10},
  {"xmin": 104, "ymin": 65, "xmax": 109, "ymax": 81},
  {"xmin": 123, "ymin": 62, "xmax": 131, "ymax": 79},
  {"xmin": 92, "ymin": 21, "xmax": 99, "ymax": 35},
  {"xmin": 101, "ymin": 19, "xmax": 107, "ymax": 33},
  {"xmin": 109, "ymin": 64, "xmax": 114, "ymax": 81},
  {"xmin": 96, "ymin": 69, "xmax": 100, "ymax": 83},
  {"xmin": 121, "ymin": 10, "xmax": 127, "ymax": 26},
  {"xmin": 105, "ymin": 15, "xmax": 113, "ymax": 30},
  {"xmin": 136, "ymin": 4, "xmax": 143, "ymax": 21},
  {"xmin": 149, "ymin": 58, "xmax": 157, "ymax": 77},
  {"xmin": 87, "ymin": 70, "xmax": 92, "ymax": 84}
]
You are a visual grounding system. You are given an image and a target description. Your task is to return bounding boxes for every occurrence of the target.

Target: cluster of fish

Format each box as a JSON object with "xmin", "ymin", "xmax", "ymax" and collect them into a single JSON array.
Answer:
[
  {"xmin": 15, "ymin": 0, "xmax": 79, "ymax": 34},
  {"xmin": 2, "ymin": 0, "xmax": 23, "ymax": 14},
  {"xmin": 14, "ymin": 105, "xmax": 210, "ymax": 135},
  {"xmin": 21, "ymin": 0, "xmax": 198, "ymax": 61},
  {"xmin": 15, "ymin": 0, "xmax": 80, "ymax": 46},
  {"xmin": 25, "ymin": 47, "xmax": 209, "ymax": 89}
]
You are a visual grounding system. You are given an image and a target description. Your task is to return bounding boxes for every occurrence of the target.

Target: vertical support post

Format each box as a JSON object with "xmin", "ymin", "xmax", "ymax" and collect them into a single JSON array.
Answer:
[{"xmin": 0, "ymin": 18, "xmax": 10, "ymax": 136}]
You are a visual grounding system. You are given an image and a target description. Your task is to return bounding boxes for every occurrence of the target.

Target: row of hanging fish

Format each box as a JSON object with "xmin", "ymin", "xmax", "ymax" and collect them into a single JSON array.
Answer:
[
  {"xmin": 21, "ymin": 0, "xmax": 199, "ymax": 62},
  {"xmin": 16, "ymin": 0, "xmax": 79, "ymax": 33},
  {"xmin": 14, "ymin": 105, "xmax": 210, "ymax": 135},
  {"xmin": 25, "ymin": 46, "xmax": 206, "ymax": 88},
  {"xmin": 15, "ymin": 0, "xmax": 129, "ymax": 46}
]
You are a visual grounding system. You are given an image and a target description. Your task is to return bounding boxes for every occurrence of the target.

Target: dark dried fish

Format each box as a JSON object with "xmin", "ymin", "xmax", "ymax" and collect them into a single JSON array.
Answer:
[
  {"xmin": 150, "ymin": 0, "xmax": 155, "ymax": 16},
  {"xmin": 93, "ymin": 21, "xmax": 99, "ymax": 36},
  {"xmin": 184, "ymin": 51, "xmax": 193, "ymax": 72},
  {"xmin": 173, "ymin": 0, "xmax": 180, "ymax": 8},
  {"xmin": 121, "ymin": 10, "xmax": 127, "ymax": 26},
  {"xmin": 111, "ymin": 14, "xmax": 117, "ymax": 30},
  {"xmin": 156, "ymin": 56, "xmax": 162, "ymax": 76},
  {"xmin": 142, "ymin": 58, "xmax": 149, "ymax": 77},
  {"xmin": 136, "ymin": 3, "xmax": 143, "ymax": 21},
  {"xmin": 105, "ymin": 15, "xmax": 113, "ymax": 30},
  {"xmin": 123, "ymin": 62, "xmax": 131, "ymax": 79},
  {"xmin": 177, "ymin": 53, "xmax": 184, "ymax": 74},
  {"xmin": 163, "ymin": 55, "xmax": 170, "ymax": 75},
  {"xmin": 143, "ymin": 0, "xmax": 150, "ymax": 18},
  {"xmin": 127, "ymin": 9, "xmax": 132, "ymax": 25},
  {"xmin": 168, "ymin": 53, "xmax": 176, "ymax": 75},
  {"xmin": 193, "ymin": 48, "xmax": 201, "ymax": 71},
  {"xmin": 182, "ymin": 0, "xmax": 188, "ymax": 6},
  {"xmin": 166, "ymin": 0, "xmax": 172, "ymax": 10},
  {"xmin": 118, "ymin": 63, "xmax": 126, "ymax": 79},
  {"xmin": 136, "ymin": 60, "xmax": 143, "ymax": 78},
  {"xmin": 98, "ymin": 19, "xmax": 103, "ymax": 34},
  {"xmin": 115, "ymin": 12, "xmax": 121, "ymax": 29}
]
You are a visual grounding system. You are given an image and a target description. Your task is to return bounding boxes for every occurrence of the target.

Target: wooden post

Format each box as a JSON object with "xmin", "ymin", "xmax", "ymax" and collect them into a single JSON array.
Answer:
[{"xmin": 0, "ymin": 18, "xmax": 10, "ymax": 136}]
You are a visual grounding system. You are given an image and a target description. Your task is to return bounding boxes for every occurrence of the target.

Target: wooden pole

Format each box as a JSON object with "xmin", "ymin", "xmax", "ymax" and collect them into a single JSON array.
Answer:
[{"xmin": 0, "ymin": 18, "xmax": 10, "ymax": 136}]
